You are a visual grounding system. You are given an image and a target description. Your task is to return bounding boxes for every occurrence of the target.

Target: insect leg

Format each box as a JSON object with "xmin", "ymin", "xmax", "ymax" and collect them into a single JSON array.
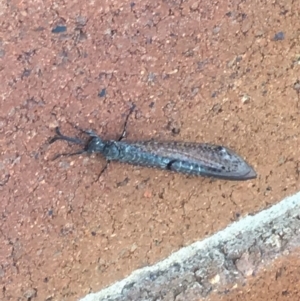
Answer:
[
  {"xmin": 166, "ymin": 159, "xmax": 178, "ymax": 170},
  {"xmin": 165, "ymin": 159, "xmax": 205, "ymax": 176},
  {"xmin": 118, "ymin": 103, "xmax": 136, "ymax": 141},
  {"xmin": 51, "ymin": 149, "xmax": 86, "ymax": 160}
]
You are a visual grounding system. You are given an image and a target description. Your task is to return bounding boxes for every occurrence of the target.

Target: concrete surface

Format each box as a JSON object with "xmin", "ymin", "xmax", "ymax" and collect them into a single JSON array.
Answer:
[{"xmin": 80, "ymin": 190, "xmax": 300, "ymax": 300}]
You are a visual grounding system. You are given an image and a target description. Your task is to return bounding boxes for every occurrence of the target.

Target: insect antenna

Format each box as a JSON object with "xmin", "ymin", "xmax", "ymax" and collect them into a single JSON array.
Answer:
[
  {"xmin": 49, "ymin": 127, "xmax": 87, "ymax": 160},
  {"xmin": 49, "ymin": 127, "xmax": 85, "ymax": 145}
]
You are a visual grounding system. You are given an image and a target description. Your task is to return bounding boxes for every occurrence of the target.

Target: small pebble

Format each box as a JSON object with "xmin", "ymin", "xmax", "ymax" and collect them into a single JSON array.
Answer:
[
  {"xmin": 98, "ymin": 88, "xmax": 106, "ymax": 97},
  {"xmin": 241, "ymin": 94, "xmax": 250, "ymax": 104},
  {"xmin": 23, "ymin": 288, "xmax": 37, "ymax": 299},
  {"xmin": 273, "ymin": 31, "xmax": 285, "ymax": 41},
  {"xmin": 52, "ymin": 25, "xmax": 67, "ymax": 34},
  {"xmin": 212, "ymin": 26, "xmax": 220, "ymax": 34},
  {"xmin": 293, "ymin": 81, "xmax": 300, "ymax": 92}
]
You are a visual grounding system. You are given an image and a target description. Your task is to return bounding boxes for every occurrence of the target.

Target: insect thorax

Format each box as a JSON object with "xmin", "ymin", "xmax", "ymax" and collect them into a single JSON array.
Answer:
[{"xmin": 85, "ymin": 137, "xmax": 106, "ymax": 154}]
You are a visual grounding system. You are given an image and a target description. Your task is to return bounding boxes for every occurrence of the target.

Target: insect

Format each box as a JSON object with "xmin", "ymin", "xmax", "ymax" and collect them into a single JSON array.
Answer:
[{"xmin": 49, "ymin": 127, "xmax": 257, "ymax": 181}]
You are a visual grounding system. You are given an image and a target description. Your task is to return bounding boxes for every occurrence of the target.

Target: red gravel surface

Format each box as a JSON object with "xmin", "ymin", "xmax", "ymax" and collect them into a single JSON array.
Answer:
[{"xmin": 1, "ymin": 0, "xmax": 300, "ymax": 300}]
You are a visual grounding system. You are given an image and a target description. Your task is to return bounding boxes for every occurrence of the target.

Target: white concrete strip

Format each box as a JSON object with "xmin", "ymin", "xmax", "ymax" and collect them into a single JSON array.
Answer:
[{"xmin": 80, "ymin": 191, "xmax": 300, "ymax": 301}]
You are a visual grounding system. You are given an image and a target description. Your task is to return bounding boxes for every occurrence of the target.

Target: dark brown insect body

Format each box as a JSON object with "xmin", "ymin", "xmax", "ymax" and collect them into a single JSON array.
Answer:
[{"xmin": 49, "ymin": 127, "xmax": 257, "ymax": 181}]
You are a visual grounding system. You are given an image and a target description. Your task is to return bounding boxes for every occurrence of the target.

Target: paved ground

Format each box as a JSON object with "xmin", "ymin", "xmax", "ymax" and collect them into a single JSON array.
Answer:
[
  {"xmin": 1, "ymin": 0, "xmax": 300, "ymax": 300},
  {"xmin": 80, "ymin": 191, "xmax": 300, "ymax": 300}
]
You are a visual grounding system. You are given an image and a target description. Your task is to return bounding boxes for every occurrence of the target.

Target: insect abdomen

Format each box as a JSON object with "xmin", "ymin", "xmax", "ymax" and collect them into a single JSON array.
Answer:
[
  {"xmin": 105, "ymin": 142, "xmax": 217, "ymax": 177},
  {"xmin": 104, "ymin": 140, "xmax": 256, "ymax": 180}
]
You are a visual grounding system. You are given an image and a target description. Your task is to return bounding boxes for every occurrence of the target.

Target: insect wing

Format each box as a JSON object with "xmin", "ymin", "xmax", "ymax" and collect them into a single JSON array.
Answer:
[{"xmin": 134, "ymin": 141, "xmax": 256, "ymax": 180}]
